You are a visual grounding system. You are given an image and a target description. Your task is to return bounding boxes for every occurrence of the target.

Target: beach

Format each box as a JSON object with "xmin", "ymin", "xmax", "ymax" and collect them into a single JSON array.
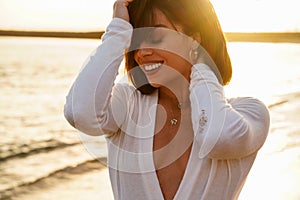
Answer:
[{"xmin": 1, "ymin": 36, "xmax": 300, "ymax": 200}]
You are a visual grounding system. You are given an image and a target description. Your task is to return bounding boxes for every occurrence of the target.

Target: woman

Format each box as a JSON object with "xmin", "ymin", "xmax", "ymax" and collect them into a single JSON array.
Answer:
[{"xmin": 64, "ymin": 0, "xmax": 270, "ymax": 199}]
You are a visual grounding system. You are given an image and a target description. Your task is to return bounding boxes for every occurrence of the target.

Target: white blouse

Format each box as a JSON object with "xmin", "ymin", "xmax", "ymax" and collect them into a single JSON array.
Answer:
[{"xmin": 64, "ymin": 18, "xmax": 270, "ymax": 200}]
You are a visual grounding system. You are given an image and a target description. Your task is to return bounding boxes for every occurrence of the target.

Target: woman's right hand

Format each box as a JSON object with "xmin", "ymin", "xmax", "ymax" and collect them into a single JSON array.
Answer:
[{"xmin": 113, "ymin": 0, "xmax": 133, "ymax": 22}]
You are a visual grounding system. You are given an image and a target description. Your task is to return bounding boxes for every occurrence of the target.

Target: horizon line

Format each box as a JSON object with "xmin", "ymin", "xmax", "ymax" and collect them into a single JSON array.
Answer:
[{"xmin": 1, "ymin": 30, "xmax": 300, "ymax": 43}]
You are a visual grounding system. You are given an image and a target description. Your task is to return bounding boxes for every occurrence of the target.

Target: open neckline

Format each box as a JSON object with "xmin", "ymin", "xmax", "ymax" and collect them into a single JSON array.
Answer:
[
  {"xmin": 150, "ymin": 136, "xmax": 194, "ymax": 199},
  {"xmin": 150, "ymin": 93, "xmax": 195, "ymax": 199}
]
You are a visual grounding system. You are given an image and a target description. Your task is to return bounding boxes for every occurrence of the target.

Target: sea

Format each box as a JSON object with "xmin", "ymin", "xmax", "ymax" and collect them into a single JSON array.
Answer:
[{"xmin": 0, "ymin": 36, "xmax": 300, "ymax": 200}]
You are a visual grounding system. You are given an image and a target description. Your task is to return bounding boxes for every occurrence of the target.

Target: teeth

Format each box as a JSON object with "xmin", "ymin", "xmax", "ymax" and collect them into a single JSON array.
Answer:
[{"xmin": 144, "ymin": 63, "xmax": 162, "ymax": 71}]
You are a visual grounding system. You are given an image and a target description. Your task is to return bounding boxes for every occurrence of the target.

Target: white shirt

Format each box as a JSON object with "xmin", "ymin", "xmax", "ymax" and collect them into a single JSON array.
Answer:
[{"xmin": 64, "ymin": 18, "xmax": 270, "ymax": 200}]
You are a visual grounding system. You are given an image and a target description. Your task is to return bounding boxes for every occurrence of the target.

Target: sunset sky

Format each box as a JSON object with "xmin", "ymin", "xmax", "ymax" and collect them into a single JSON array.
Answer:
[{"xmin": 0, "ymin": 0, "xmax": 299, "ymax": 32}]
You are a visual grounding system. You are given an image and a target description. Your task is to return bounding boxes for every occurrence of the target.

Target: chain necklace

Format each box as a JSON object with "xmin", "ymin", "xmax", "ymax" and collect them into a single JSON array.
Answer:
[{"xmin": 169, "ymin": 102, "xmax": 190, "ymax": 125}]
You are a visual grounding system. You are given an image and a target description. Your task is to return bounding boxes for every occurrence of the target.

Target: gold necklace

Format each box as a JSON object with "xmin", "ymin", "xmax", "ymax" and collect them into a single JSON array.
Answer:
[
  {"xmin": 169, "ymin": 103, "xmax": 184, "ymax": 126},
  {"xmin": 170, "ymin": 118, "xmax": 178, "ymax": 125}
]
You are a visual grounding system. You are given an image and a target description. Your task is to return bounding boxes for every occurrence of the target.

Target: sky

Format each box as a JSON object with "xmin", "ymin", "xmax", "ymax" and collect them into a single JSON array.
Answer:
[{"xmin": 0, "ymin": 0, "xmax": 299, "ymax": 32}]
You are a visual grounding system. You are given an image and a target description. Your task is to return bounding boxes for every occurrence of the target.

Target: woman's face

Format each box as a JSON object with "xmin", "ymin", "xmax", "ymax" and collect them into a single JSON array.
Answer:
[{"xmin": 134, "ymin": 9, "xmax": 196, "ymax": 88}]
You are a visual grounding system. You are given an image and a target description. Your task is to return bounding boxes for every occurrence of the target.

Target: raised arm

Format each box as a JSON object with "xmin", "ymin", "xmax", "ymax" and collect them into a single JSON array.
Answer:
[
  {"xmin": 64, "ymin": 1, "xmax": 134, "ymax": 136},
  {"xmin": 190, "ymin": 63, "xmax": 270, "ymax": 159}
]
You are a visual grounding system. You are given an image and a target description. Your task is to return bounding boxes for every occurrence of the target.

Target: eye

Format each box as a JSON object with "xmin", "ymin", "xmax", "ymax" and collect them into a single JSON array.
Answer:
[
  {"xmin": 146, "ymin": 29, "xmax": 164, "ymax": 44},
  {"xmin": 150, "ymin": 39, "xmax": 162, "ymax": 44}
]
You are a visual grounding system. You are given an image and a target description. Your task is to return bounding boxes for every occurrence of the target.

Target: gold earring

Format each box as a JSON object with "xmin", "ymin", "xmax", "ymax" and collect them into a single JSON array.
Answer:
[{"xmin": 189, "ymin": 48, "xmax": 199, "ymax": 63}]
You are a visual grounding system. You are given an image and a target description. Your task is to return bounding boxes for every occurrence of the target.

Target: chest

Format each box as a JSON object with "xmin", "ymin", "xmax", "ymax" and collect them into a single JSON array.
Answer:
[{"xmin": 153, "ymin": 104, "xmax": 194, "ymax": 200}]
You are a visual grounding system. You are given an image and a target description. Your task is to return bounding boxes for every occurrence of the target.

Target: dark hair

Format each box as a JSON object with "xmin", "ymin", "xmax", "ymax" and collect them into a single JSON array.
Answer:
[{"xmin": 125, "ymin": 0, "xmax": 232, "ymax": 94}]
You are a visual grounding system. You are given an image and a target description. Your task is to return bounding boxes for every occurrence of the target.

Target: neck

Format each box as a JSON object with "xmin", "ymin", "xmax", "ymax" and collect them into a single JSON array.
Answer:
[
  {"xmin": 158, "ymin": 80, "xmax": 190, "ymax": 108},
  {"xmin": 157, "ymin": 65, "xmax": 191, "ymax": 108}
]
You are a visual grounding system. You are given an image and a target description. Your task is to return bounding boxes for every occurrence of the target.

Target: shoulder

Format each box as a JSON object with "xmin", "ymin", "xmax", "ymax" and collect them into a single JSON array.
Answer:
[
  {"xmin": 228, "ymin": 97, "xmax": 270, "ymax": 126},
  {"xmin": 227, "ymin": 96, "xmax": 268, "ymax": 111}
]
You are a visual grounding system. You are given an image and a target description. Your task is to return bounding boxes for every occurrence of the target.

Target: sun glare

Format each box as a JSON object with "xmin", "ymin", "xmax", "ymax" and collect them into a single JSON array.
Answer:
[
  {"xmin": 0, "ymin": 0, "xmax": 114, "ymax": 31},
  {"xmin": 211, "ymin": 0, "xmax": 300, "ymax": 32},
  {"xmin": 0, "ymin": 0, "xmax": 299, "ymax": 32}
]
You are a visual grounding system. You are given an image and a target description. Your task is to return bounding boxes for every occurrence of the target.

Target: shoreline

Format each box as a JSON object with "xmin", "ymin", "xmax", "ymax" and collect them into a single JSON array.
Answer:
[
  {"xmin": 225, "ymin": 32, "xmax": 300, "ymax": 43},
  {"xmin": 0, "ymin": 30, "xmax": 300, "ymax": 43},
  {"xmin": 0, "ymin": 30, "xmax": 105, "ymax": 39}
]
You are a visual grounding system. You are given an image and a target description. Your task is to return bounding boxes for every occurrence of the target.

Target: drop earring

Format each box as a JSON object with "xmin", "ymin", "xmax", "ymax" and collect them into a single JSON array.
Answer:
[{"xmin": 189, "ymin": 47, "xmax": 199, "ymax": 64}]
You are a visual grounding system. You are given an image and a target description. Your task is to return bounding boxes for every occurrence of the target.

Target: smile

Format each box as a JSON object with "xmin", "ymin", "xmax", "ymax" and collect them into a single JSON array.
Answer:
[{"xmin": 144, "ymin": 63, "xmax": 162, "ymax": 71}]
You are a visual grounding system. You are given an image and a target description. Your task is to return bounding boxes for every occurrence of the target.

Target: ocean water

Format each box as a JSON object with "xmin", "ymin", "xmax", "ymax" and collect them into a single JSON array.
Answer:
[{"xmin": 0, "ymin": 36, "xmax": 300, "ymax": 199}]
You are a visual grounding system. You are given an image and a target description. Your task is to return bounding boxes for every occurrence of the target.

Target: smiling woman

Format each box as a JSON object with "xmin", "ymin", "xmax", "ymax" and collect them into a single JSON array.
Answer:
[
  {"xmin": 63, "ymin": 0, "xmax": 270, "ymax": 199},
  {"xmin": 1, "ymin": 0, "xmax": 300, "ymax": 200}
]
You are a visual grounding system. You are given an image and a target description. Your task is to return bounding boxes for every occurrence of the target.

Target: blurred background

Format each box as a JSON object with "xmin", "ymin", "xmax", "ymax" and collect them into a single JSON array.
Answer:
[{"xmin": 0, "ymin": 0, "xmax": 300, "ymax": 199}]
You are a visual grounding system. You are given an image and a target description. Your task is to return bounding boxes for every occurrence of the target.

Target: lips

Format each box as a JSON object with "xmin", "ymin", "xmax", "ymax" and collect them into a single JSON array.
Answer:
[{"xmin": 143, "ymin": 62, "xmax": 163, "ymax": 72}]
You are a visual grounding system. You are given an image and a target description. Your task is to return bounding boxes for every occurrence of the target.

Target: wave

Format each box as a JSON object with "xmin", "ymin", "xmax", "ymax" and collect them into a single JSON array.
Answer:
[
  {"xmin": 0, "ymin": 138, "xmax": 108, "ymax": 199},
  {"xmin": 0, "ymin": 139, "xmax": 79, "ymax": 162},
  {"xmin": 268, "ymin": 100, "xmax": 288, "ymax": 109},
  {"xmin": 0, "ymin": 158, "xmax": 107, "ymax": 199},
  {"xmin": 268, "ymin": 91, "xmax": 300, "ymax": 109}
]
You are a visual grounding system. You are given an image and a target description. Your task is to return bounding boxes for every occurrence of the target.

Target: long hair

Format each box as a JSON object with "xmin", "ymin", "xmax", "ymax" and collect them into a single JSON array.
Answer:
[{"xmin": 125, "ymin": 0, "xmax": 232, "ymax": 94}]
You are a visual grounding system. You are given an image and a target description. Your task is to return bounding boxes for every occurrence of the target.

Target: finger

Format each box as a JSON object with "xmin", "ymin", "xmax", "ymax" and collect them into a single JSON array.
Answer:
[
  {"xmin": 114, "ymin": 0, "xmax": 129, "ymax": 7},
  {"xmin": 124, "ymin": 0, "xmax": 133, "ymax": 6},
  {"xmin": 113, "ymin": 0, "xmax": 132, "ymax": 21},
  {"xmin": 116, "ymin": 0, "xmax": 133, "ymax": 6}
]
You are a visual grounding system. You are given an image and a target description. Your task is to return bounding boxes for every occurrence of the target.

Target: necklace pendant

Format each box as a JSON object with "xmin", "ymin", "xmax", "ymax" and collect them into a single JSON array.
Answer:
[
  {"xmin": 178, "ymin": 103, "xmax": 182, "ymax": 109},
  {"xmin": 170, "ymin": 118, "xmax": 178, "ymax": 125}
]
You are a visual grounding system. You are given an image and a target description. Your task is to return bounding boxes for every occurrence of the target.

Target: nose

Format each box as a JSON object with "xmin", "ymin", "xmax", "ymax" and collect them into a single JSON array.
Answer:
[{"xmin": 135, "ymin": 42, "xmax": 153, "ymax": 58}]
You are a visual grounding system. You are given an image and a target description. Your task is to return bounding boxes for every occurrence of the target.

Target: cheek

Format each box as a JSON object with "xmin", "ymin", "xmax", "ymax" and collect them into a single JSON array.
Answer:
[
  {"xmin": 133, "ymin": 51, "xmax": 140, "ymax": 64},
  {"xmin": 163, "ymin": 41, "xmax": 190, "ymax": 61},
  {"xmin": 164, "ymin": 52, "xmax": 191, "ymax": 72}
]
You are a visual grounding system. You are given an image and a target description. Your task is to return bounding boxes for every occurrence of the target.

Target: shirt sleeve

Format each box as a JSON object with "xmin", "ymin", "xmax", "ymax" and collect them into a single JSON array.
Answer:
[
  {"xmin": 64, "ymin": 18, "xmax": 133, "ymax": 136},
  {"xmin": 190, "ymin": 63, "xmax": 270, "ymax": 159}
]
